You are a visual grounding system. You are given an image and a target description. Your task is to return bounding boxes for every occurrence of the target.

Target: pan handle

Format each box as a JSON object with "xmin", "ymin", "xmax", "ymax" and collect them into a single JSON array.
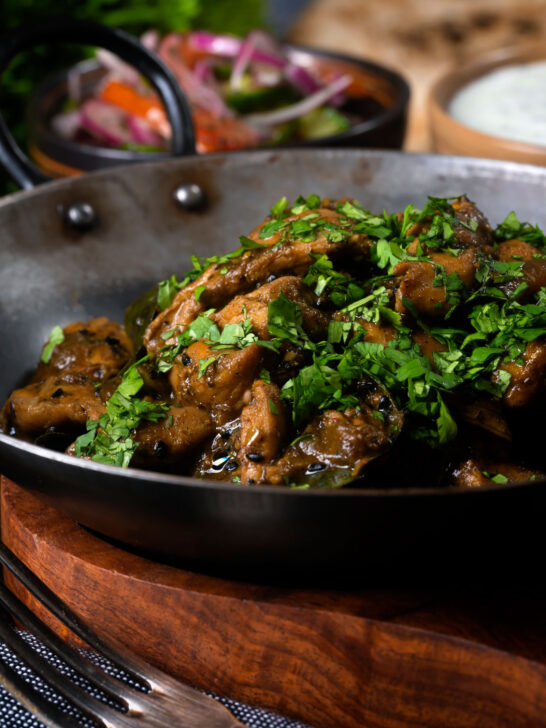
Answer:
[{"xmin": 0, "ymin": 17, "xmax": 195, "ymax": 190}]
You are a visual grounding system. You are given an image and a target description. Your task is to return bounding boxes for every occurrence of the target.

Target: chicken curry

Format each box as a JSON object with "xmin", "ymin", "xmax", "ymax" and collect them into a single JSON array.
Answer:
[{"xmin": 2, "ymin": 194, "xmax": 545, "ymax": 489}]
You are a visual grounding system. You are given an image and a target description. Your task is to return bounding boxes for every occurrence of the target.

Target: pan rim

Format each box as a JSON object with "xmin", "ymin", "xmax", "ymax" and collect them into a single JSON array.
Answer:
[
  {"xmin": 1, "ymin": 147, "xmax": 546, "ymax": 209},
  {"xmin": 1, "ymin": 432, "xmax": 543, "ymax": 498}
]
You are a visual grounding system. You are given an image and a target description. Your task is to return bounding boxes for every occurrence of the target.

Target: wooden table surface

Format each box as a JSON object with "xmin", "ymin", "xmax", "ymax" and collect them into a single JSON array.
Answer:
[
  {"xmin": 290, "ymin": 0, "xmax": 546, "ymax": 151},
  {"xmin": 4, "ymin": 477, "xmax": 546, "ymax": 728}
]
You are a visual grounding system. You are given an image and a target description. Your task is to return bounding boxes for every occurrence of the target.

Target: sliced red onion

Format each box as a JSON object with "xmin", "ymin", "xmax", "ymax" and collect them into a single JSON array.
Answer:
[
  {"xmin": 158, "ymin": 34, "xmax": 233, "ymax": 119},
  {"xmin": 284, "ymin": 63, "xmax": 321, "ymax": 95},
  {"xmin": 50, "ymin": 110, "xmax": 82, "ymax": 140},
  {"xmin": 96, "ymin": 49, "xmax": 139, "ymax": 87},
  {"xmin": 140, "ymin": 30, "xmax": 160, "ymax": 51},
  {"xmin": 193, "ymin": 58, "xmax": 215, "ymax": 84},
  {"xmin": 80, "ymin": 99, "xmax": 132, "ymax": 145},
  {"xmin": 128, "ymin": 115, "xmax": 162, "ymax": 146},
  {"xmin": 189, "ymin": 31, "xmax": 241, "ymax": 57},
  {"xmin": 325, "ymin": 71, "xmax": 350, "ymax": 107},
  {"xmin": 252, "ymin": 63, "xmax": 283, "ymax": 88},
  {"xmin": 230, "ymin": 34, "xmax": 257, "ymax": 90},
  {"xmin": 67, "ymin": 68, "xmax": 83, "ymax": 104},
  {"xmin": 230, "ymin": 30, "xmax": 287, "ymax": 90},
  {"xmin": 244, "ymin": 74, "xmax": 352, "ymax": 127},
  {"xmin": 190, "ymin": 29, "xmax": 286, "ymax": 69}
]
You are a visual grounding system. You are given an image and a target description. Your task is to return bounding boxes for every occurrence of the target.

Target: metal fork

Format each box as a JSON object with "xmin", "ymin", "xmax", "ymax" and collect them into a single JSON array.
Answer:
[{"xmin": 0, "ymin": 542, "xmax": 244, "ymax": 728}]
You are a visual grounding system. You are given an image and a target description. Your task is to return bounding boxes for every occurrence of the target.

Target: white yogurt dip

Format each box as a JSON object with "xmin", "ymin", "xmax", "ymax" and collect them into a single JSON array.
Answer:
[{"xmin": 449, "ymin": 61, "xmax": 546, "ymax": 148}]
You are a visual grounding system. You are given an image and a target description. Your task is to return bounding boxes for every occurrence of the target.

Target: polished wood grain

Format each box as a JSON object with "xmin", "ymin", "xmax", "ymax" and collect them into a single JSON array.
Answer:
[{"xmin": 2, "ymin": 476, "xmax": 546, "ymax": 728}]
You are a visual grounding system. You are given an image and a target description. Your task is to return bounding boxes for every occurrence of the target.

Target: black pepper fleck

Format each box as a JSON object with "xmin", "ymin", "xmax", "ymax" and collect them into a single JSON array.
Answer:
[
  {"xmin": 51, "ymin": 388, "xmax": 64, "ymax": 399},
  {"xmin": 246, "ymin": 452, "xmax": 264, "ymax": 463},
  {"xmin": 182, "ymin": 353, "xmax": 191, "ymax": 366},
  {"xmin": 153, "ymin": 441, "xmax": 168, "ymax": 458},
  {"xmin": 225, "ymin": 460, "xmax": 238, "ymax": 472},
  {"xmin": 307, "ymin": 462, "xmax": 326, "ymax": 473}
]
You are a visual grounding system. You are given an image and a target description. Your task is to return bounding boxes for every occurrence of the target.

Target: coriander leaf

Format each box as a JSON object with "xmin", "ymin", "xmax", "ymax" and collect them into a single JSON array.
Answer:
[
  {"xmin": 270, "ymin": 196, "xmax": 288, "ymax": 218},
  {"xmin": 194, "ymin": 285, "xmax": 207, "ymax": 301},
  {"xmin": 198, "ymin": 356, "xmax": 217, "ymax": 378},
  {"xmin": 157, "ymin": 274, "xmax": 188, "ymax": 310},
  {"xmin": 239, "ymin": 235, "xmax": 268, "ymax": 250},
  {"xmin": 259, "ymin": 368, "xmax": 271, "ymax": 383},
  {"xmin": 267, "ymin": 293, "xmax": 309, "ymax": 347},
  {"xmin": 41, "ymin": 325, "xmax": 65, "ymax": 364},
  {"xmin": 338, "ymin": 200, "xmax": 366, "ymax": 220},
  {"xmin": 268, "ymin": 398, "xmax": 279, "ymax": 415},
  {"xmin": 259, "ymin": 219, "xmax": 287, "ymax": 239},
  {"xmin": 73, "ymin": 358, "xmax": 168, "ymax": 468},
  {"xmin": 437, "ymin": 395, "xmax": 457, "ymax": 444},
  {"xmin": 491, "ymin": 473, "xmax": 509, "ymax": 484}
]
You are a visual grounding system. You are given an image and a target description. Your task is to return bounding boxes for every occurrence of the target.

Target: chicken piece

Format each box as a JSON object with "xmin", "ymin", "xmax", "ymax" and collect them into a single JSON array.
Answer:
[
  {"xmin": 413, "ymin": 331, "xmax": 447, "ymax": 361},
  {"xmin": 2, "ymin": 377, "xmax": 106, "ymax": 436},
  {"xmin": 191, "ymin": 420, "xmax": 242, "ymax": 481},
  {"xmin": 394, "ymin": 250, "xmax": 477, "ymax": 317},
  {"xmin": 133, "ymin": 405, "xmax": 214, "ymax": 465},
  {"xmin": 355, "ymin": 321, "xmax": 447, "ymax": 365},
  {"xmin": 521, "ymin": 258, "xmax": 546, "ymax": 297},
  {"xmin": 361, "ymin": 321, "xmax": 397, "ymax": 347},
  {"xmin": 489, "ymin": 463, "xmax": 543, "ymax": 482},
  {"xmin": 453, "ymin": 458, "xmax": 542, "ymax": 488},
  {"xmin": 451, "ymin": 196, "xmax": 493, "ymax": 254},
  {"xmin": 144, "ymin": 208, "xmax": 370, "ymax": 354},
  {"xmin": 264, "ymin": 405, "xmax": 397, "ymax": 486},
  {"xmin": 497, "ymin": 239, "xmax": 544, "ymax": 262},
  {"xmin": 35, "ymin": 317, "xmax": 132, "ymax": 383},
  {"xmin": 239, "ymin": 380, "xmax": 287, "ymax": 484},
  {"xmin": 169, "ymin": 340, "xmax": 262, "ymax": 425},
  {"xmin": 496, "ymin": 340, "xmax": 546, "ymax": 408},
  {"xmin": 143, "ymin": 265, "xmax": 216, "ymax": 355},
  {"xmin": 214, "ymin": 276, "xmax": 329, "ymax": 340},
  {"xmin": 405, "ymin": 197, "xmax": 492, "ymax": 255},
  {"xmin": 452, "ymin": 459, "xmax": 492, "ymax": 488},
  {"xmin": 453, "ymin": 398, "xmax": 512, "ymax": 441}
]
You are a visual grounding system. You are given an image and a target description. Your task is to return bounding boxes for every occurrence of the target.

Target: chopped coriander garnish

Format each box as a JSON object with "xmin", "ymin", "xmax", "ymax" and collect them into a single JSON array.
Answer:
[
  {"xmin": 268, "ymin": 398, "xmax": 279, "ymax": 415},
  {"xmin": 197, "ymin": 356, "xmax": 217, "ymax": 378},
  {"xmin": 239, "ymin": 235, "xmax": 268, "ymax": 251},
  {"xmin": 41, "ymin": 325, "xmax": 65, "ymax": 364},
  {"xmin": 270, "ymin": 196, "xmax": 288, "ymax": 218},
  {"xmin": 259, "ymin": 368, "xmax": 271, "ymax": 383},
  {"xmin": 74, "ymin": 358, "xmax": 168, "ymax": 467},
  {"xmin": 194, "ymin": 285, "xmax": 207, "ymax": 301}
]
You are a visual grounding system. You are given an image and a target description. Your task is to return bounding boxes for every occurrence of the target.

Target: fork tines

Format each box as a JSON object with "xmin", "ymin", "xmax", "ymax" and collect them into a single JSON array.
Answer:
[{"xmin": 0, "ymin": 542, "xmax": 243, "ymax": 728}]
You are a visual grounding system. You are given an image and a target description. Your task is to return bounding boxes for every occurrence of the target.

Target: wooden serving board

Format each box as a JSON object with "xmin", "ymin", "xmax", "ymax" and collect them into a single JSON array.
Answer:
[{"xmin": 2, "ymin": 476, "xmax": 546, "ymax": 728}]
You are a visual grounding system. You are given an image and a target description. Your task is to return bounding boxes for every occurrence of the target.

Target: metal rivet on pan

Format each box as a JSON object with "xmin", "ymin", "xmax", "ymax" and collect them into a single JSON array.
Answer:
[
  {"xmin": 61, "ymin": 202, "xmax": 98, "ymax": 232},
  {"xmin": 173, "ymin": 183, "xmax": 205, "ymax": 210}
]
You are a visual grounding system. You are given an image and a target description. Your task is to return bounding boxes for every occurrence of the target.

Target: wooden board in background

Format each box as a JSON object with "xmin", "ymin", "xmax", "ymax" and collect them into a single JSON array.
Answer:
[{"xmin": 290, "ymin": 0, "xmax": 546, "ymax": 151}]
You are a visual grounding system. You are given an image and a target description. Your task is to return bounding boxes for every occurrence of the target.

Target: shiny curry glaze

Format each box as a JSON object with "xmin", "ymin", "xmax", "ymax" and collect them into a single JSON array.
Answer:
[{"xmin": 2, "ymin": 195, "xmax": 546, "ymax": 489}]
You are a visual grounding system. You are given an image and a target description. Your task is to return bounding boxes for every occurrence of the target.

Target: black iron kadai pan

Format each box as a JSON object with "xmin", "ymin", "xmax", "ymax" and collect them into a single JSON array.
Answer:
[{"xmin": 0, "ymin": 20, "xmax": 545, "ymax": 582}]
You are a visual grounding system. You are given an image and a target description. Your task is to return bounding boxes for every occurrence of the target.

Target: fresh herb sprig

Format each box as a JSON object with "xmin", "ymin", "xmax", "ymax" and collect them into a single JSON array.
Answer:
[{"xmin": 74, "ymin": 358, "xmax": 169, "ymax": 467}]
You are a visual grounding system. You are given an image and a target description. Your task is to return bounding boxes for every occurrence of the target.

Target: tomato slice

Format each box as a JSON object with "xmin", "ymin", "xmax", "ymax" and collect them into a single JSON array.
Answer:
[
  {"xmin": 193, "ymin": 109, "xmax": 261, "ymax": 153},
  {"xmin": 100, "ymin": 81, "xmax": 169, "ymax": 136},
  {"xmin": 100, "ymin": 81, "xmax": 261, "ymax": 152}
]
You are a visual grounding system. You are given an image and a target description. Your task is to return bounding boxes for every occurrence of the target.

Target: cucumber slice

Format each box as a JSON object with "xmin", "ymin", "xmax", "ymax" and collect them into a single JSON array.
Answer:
[
  {"xmin": 297, "ymin": 106, "xmax": 351, "ymax": 140},
  {"xmin": 226, "ymin": 85, "xmax": 298, "ymax": 114}
]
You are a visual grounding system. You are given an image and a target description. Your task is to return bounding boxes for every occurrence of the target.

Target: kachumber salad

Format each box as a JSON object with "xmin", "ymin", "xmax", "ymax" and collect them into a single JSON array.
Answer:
[{"xmin": 2, "ymin": 194, "xmax": 546, "ymax": 489}]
